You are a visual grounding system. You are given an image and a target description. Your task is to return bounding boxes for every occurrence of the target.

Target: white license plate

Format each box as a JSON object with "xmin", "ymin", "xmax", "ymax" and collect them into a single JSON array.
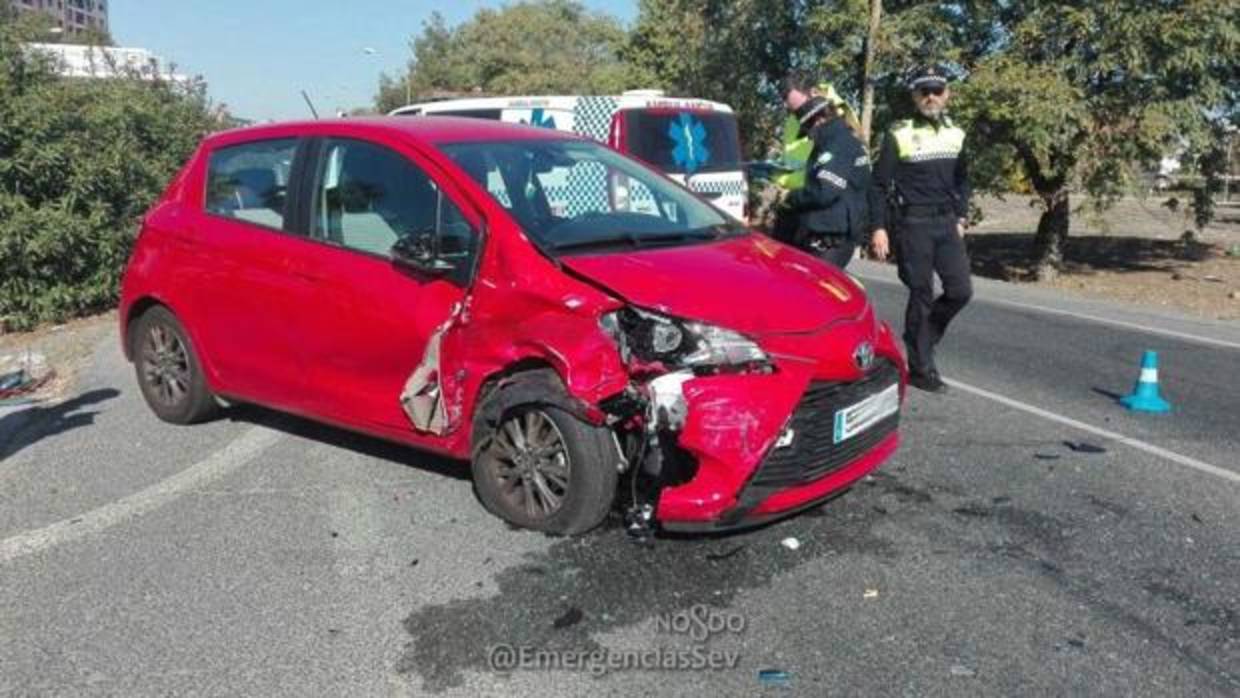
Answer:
[{"xmin": 833, "ymin": 383, "xmax": 900, "ymax": 444}]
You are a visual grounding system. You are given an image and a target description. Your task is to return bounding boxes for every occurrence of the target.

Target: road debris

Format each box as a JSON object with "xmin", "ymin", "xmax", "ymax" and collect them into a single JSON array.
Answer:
[
  {"xmin": 1063, "ymin": 440, "xmax": 1107, "ymax": 454},
  {"xmin": 0, "ymin": 351, "xmax": 55, "ymax": 403},
  {"xmin": 780, "ymin": 537, "xmax": 801, "ymax": 551},
  {"xmin": 552, "ymin": 606, "xmax": 583, "ymax": 629},
  {"xmin": 758, "ymin": 669, "xmax": 791, "ymax": 687},
  {"xmin": 864, "ymin": 589, "xmax": 879, "ymax": 599},
  {"xmin": 949, "ymin": 664, "xmax": 977, "ymax": 678},
  {"xmin": 706, "ymin": 545, "xmax": 746, "ymax": 562},
  {"xmin": 1033, "ymin": 453, "xmax": 1061, "ymax": 460}
]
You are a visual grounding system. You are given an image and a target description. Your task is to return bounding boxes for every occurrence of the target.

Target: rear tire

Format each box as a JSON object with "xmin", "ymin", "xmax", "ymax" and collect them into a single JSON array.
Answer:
[
  {"xmin": 471, "ymin": 381, "xmax": 618, "ymax": 535},
  {"xmin": 130, "ymin": 306, "xmax": 219, "ymax": 424}
]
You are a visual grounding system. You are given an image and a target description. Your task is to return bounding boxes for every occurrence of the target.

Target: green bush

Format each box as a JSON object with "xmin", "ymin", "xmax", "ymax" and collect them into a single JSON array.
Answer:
[{"xmin": 1, "ymin": 12, "xmax": 223, "ymax": 330}]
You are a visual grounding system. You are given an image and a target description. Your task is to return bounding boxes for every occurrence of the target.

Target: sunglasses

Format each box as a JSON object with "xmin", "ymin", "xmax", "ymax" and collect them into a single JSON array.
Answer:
[{"xmin": 916, "ymin": 86, "xmax": 946, "ymax": 97}]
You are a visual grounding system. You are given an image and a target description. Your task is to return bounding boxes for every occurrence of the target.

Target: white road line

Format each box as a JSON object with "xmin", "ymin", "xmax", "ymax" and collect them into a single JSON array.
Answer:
[
  {"xmin": 0, "ymin": 426, "xmax": 283, "ymax": 564},
  {"xmin": 854, "ymin": 271, "xmax": 1240, "ymax": 351},
  {"xmin": 946, "ymin": 378, "xmax": 1240, "ymax": 485}
]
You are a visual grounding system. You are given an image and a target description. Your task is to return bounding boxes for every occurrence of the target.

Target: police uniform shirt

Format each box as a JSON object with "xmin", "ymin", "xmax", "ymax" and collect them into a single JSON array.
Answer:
[
  {"xmin": 869, "ymin": 113, "xmax": 970, "ymax": 230},
  {"xmin": 785, "ymin": 118, "xmax": 871, "ymax": 241}
]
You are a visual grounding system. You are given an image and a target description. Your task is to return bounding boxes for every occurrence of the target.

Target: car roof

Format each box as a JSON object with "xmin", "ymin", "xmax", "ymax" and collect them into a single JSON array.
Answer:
[
  {"xmin": 202, "ymin": 116, "xmax": 580, "ymax": 150},
  {"xmin": 390, "ymin": 94, "xmax": 737, "ymax": 116}
]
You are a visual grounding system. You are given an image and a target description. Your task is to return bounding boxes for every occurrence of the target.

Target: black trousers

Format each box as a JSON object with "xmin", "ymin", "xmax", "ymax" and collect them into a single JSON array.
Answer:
[
  {"xmin": 894, "ymin": 214, "xmax": 972, "ymax": 376},
  {"xmin": 815, "ymin": 238, "xmax": 856, "ymax": 268},
  {"xmin": 796, "ymin": 230, "xmax": 855, "ymax": 269}
]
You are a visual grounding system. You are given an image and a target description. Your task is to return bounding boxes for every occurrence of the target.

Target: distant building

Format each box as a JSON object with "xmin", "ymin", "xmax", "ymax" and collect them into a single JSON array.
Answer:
[
  {"xmin": 8, "ymin": 0, "xmax": 109, "ymax": 36},
  {"xmin": 26, "ymin": 43, "xmax": 189, "ymax": 83}
]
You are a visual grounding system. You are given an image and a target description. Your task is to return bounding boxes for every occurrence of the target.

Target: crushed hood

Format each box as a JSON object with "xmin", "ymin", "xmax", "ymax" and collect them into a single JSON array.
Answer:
[{"xmin": 558, "ymin": 234, "xmax": 868, "ymax": 335}]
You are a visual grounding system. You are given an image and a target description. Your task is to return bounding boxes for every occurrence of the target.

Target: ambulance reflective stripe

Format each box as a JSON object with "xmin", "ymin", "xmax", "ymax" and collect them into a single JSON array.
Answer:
[{"xmin": 891, "ymin": 118, "xmax": 965, "ymax": 163}]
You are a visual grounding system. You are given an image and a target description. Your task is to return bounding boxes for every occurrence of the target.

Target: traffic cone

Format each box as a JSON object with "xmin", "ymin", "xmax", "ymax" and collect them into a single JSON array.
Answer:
[{"xmin": 1119, "ymin": 350, "xmax": 1171, "ymax": 413}]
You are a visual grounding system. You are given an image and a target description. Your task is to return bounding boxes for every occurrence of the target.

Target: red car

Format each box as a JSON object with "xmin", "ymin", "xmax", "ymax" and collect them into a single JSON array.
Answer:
[{"xmin": 119, "ymin": 117, "xmax": 905, "ymax": 535}]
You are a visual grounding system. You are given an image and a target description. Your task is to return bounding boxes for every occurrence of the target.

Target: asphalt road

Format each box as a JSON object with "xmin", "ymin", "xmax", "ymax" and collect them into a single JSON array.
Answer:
[{"xmin": 2, "ymin": 261, "xmax": 1238, "ymax": 697}]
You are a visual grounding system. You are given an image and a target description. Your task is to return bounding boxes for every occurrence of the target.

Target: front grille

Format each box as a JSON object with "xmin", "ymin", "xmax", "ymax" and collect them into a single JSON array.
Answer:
[{"xmin": 750, "ymin": 361, "xmax": 900, "ymax": 489}]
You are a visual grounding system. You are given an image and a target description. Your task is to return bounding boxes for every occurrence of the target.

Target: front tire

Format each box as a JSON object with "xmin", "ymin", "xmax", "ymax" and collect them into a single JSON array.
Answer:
[
  {"xmin": 131, "ymin": 306, "xmax": 219, "ymax": 424},
  {"xmin": 472, "ymin": 389, "xmax": 618, "ymax": 535}
]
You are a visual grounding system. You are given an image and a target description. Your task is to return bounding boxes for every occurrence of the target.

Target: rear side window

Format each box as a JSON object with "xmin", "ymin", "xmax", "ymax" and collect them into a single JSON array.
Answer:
[
  {"xmin": 204, "ymin": 138, "xmax": 298, "ymax": 229},
  {"xmin": 622, "ymin": 110, "xmax": 742, "ymax": 175}
]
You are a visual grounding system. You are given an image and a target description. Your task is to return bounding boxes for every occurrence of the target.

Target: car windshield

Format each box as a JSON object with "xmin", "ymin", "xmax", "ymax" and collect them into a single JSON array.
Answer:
[{"xmin": 440, "ymin": 138, "xmax": 740, "ymax": 254}]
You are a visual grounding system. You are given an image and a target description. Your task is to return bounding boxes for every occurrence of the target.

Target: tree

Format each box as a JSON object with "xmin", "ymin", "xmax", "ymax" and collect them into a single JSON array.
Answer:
[
  {"xmin": 805, "ymin": 0, "xmax": 1238, "ymax": 277},
  {"xmin": 949, "ymin": 1, "xmax": 1239, "ymax": 278},
  {"xmin": 375, "ymin": 0, "xmax": 633, "ymax": 113},
  {"xmin": 0, "ymin": 9, "xmax": 226, "ymax": 329}
]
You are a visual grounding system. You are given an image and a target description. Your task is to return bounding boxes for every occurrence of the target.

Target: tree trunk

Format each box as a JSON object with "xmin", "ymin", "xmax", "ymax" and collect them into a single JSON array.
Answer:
[
  {"xmin": 1033, "ymin": 187, "xmax": 1070, "ymax": 281},
  {"xmin": 859, "ymin": 0, "xmax": 882, "ymax": 146}
]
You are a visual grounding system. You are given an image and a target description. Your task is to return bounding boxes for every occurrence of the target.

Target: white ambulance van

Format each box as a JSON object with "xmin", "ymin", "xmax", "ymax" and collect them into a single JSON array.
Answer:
[{"xmin": 389, "ymin": 90, "xmax": 748, "ymax": 222}]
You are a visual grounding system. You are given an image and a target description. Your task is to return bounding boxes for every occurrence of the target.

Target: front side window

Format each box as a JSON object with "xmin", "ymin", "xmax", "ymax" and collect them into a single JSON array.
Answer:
[
  {"xmin": 441, "ymin": 138, "xmax": 739, "ymax": 255},
  {"xmin": 310, "ymin": 138, "xmax": 477, "ymax": 267},
  {"xmin": 204, "ymin": 138, "xmax": 297, "ymax": 230}
]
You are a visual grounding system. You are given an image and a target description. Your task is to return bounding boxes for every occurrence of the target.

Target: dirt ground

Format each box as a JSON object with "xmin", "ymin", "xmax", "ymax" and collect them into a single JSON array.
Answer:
[{"xmin": 964, "ymin": 194, "xmax": 1240, "ymax": 320}]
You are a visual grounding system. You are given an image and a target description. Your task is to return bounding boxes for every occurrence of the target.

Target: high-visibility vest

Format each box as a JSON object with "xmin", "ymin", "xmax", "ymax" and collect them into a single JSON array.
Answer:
[{"xmin": 889, "ymin": 117, "xmax": 966, "ymax": 163}]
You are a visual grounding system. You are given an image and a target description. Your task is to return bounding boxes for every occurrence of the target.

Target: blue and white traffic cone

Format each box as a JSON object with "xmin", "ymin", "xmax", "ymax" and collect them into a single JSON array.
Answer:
[{"xmin": 1119, "ymin": 350, "xmax": 1171, "ymax": 413}]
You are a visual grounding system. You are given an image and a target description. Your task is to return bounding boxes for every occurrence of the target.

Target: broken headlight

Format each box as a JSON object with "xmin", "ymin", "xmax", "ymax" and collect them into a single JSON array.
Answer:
[{"xmin": 600, "ymin": 307, "xmax": 769, "ymax": 369}]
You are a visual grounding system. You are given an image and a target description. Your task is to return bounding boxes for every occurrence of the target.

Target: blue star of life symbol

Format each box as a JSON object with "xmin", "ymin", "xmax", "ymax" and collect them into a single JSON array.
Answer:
[
  {"xmin": 522, "ymin": 108, "xmax": 557, "ymax": 130},
  {"xmin": 668, "ymin": 112, "xmax": 710, "ymax": 174}
]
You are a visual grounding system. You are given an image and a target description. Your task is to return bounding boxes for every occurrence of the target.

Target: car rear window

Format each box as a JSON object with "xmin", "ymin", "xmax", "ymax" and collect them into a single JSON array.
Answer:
[{"xmin": 622, "ymin": 109, "xmax": 741, "ymax": 175}]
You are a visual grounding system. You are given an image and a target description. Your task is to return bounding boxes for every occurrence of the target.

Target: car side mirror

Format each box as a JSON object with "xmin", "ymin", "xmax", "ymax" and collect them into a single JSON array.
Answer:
[{"xmin": 391, "ymin": 232, "xmax": 455, "ymax": 275}]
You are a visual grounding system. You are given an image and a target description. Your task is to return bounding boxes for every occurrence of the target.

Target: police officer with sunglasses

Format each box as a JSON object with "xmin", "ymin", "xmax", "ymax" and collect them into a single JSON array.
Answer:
[{"xmin": 869, "ymin": 64, "xmax": 973, "ymax": 393}]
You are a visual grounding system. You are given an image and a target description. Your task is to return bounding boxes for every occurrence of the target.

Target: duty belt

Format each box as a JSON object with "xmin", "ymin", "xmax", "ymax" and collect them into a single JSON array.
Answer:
[{"xmin": 900, "ymin": 203, "xmax": 955, "ymax": 218}]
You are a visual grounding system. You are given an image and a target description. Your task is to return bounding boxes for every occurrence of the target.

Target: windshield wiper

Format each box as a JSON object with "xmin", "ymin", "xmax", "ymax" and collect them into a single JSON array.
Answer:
[{"xmin": 551, "ymin": 230, "xmax": 717, "ymax": 252}]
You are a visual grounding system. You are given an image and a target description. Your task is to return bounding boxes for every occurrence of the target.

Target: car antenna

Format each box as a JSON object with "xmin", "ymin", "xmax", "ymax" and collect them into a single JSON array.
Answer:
[{"xmin": 300, "ymin": 90, "xmax": 320, "ymax": 120}]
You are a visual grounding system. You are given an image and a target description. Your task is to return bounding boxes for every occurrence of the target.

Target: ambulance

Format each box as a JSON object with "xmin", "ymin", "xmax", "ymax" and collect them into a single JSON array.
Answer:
[{"xmin": 389, "ymin": 90, "xmax": 748, "ymax": 222}]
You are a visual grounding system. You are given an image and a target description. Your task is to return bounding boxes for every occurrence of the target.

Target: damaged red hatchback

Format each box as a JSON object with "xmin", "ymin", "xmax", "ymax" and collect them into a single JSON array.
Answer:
[{"xmin": 120, "ymin": 118, "xmax": 905, "ymax": 534}]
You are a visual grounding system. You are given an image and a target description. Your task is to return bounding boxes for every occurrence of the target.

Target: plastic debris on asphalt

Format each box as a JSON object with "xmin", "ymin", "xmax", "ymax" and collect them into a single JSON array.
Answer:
[
  {"xmin": 864, "ymin": 589, "xmax": 879, "ymax": 599},
  {"xmin": 1063, "ymin": 441, "xmax": 1107, "ymax": 454},
  {"xmin": 950, "ymin": 665, "xmax": 977, "ymax": 678},
  {"xmin": 780, "ymin": 537, "xmax": 801, "ymax": 551},
  {"xmin": 552, "ymin": 606, "xmax": 583, "ymax": 629}
]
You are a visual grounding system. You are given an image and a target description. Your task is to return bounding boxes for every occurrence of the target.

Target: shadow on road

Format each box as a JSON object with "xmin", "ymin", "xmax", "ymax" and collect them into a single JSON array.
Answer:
[
  {"xmin": 967, "ymin": 232, "xmax": 1216, "ymax": 282},
  {"xmin": 223, "ymin": 403, "xmax": 471, "ymax": 481},
  {"xmin": 0, "ymin": 388, "xmax": 121, "ymax": 461}
]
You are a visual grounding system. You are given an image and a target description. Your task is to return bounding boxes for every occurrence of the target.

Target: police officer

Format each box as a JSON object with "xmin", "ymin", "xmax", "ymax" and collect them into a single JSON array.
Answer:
[
  {"xmin": 869, "ymin": 64, "xmax": 972, "ymax": 392},
  {"xmin": 780, "ymin": 93, "xmax": 871, "ymax": 268}
]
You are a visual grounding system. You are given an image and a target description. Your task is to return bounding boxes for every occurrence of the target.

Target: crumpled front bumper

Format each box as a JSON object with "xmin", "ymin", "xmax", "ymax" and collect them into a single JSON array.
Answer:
[{"xmin": 654, "ymin": 315, "xmax": 904, "ymax": 531}]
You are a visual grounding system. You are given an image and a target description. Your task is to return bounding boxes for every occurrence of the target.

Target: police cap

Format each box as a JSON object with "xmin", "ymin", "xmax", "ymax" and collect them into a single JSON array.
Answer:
[{"xmin": 907, "ymin": 63, "xmax": 950, "ymax": 91}]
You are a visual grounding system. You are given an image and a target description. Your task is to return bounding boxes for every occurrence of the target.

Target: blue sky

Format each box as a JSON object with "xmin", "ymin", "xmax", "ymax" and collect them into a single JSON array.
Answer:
[{"xmin": 111, "ymin": 1, "xmax": 637, "ymax": 122}]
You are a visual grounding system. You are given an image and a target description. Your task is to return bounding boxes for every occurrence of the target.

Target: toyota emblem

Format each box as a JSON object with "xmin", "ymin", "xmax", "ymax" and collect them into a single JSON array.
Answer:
[{"xmin": 854, "ymin": 342, "xmax": 875, "ymax": 371}]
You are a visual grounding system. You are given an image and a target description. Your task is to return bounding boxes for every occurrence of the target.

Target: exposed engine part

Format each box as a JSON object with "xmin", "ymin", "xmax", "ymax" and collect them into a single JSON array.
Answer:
[
  {"xmin": 611, "ymin": 430, "xmax": 630, "ymax": 473},
  {"xmin": 647, "ymin": 371, "xmax": 693, "ymax": 431},
  {"xmin": 624, "ymin": 502, "xmax": 656, "ymax": 542}
]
